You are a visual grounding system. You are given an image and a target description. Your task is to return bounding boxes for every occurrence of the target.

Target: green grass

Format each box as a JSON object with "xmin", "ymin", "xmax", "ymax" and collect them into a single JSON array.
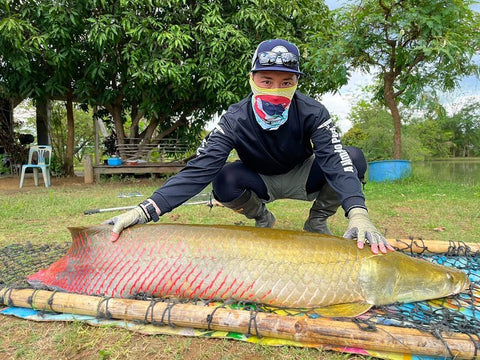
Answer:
[
  {"xmin": 0, "ymin": 173, "xmax": 479, "ymax": 359},
  {"xmin": 1, "ymin": 173, "xmax": 478, "ymax": 246}
]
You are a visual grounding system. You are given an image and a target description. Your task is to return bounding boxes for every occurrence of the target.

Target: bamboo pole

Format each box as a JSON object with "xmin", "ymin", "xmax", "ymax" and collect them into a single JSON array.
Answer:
[
  {"xmin": 388, "ymin": 238, "xmax": 480, "ymax": 254},
  {"xmin": 0, "ymin": 288, "xmax": 477, "ymax": 359}
]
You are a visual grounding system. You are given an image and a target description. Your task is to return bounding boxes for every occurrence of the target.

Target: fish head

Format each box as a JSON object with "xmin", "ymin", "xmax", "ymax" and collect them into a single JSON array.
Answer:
[
  {"xmin": 360, "ymin": 252, "xmax": 471, "ymax": 306},
  {"xmin": 393, "ymin": 262, "xmax": 470, "ymax": 304}
]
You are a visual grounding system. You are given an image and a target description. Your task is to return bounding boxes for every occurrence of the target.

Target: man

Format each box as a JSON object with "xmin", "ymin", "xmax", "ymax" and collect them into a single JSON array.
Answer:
[{"xmin": 106, "ymin": 39, "xmax": 394, "ymax": 255}]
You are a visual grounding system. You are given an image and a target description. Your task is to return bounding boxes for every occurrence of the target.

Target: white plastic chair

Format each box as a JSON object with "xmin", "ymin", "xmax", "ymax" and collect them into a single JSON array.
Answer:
[{"xmin": 19, "ymin": 145, "xmax": 52, "ymax": 188}]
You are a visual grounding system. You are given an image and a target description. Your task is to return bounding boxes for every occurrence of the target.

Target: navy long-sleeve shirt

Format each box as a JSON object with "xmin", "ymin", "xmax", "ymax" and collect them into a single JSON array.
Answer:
[{"xmin": 150, "ymin": 91, "xmax": 366, "ymax": 215}]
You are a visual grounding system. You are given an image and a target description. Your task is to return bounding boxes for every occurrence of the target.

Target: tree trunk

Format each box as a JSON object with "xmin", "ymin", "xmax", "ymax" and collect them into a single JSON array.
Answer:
[
  {"xmin": 36, "ymin": 98, "xmax": 51, "ymax": 145},
  {"xmin": 129, "ymin": 101, "xmax": 142, "ymax": 138},
  {"xmin": 384, "ymin": 75, "xmax": 402, "ymax": 159},
  {"xmin": 65, "ymin": 92, "xmax": 75, "ymax": 177},
  {"xmin": 104, "ymin": 102, "xmax": 126, "ymax": 158},
  {"xmin": 111, "ymin": 104, "xmax": 125, "ymax": 145},
  {"xmin": 0, "ymin": 97, "xmax": 14, "ymax": 152},
  {"xmin": 0, "ymin": 98, "xmax": 13, "ymax": 136},
  {"xmin": 153, "ymin": 116, "xmax": 188, "ymax": 142}
]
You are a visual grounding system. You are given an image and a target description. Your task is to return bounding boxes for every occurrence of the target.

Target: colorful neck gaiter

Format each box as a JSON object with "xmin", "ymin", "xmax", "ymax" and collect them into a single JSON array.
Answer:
[{"xmin": 249, "ymin": 76, "xmax": 297, "ymax": 131}]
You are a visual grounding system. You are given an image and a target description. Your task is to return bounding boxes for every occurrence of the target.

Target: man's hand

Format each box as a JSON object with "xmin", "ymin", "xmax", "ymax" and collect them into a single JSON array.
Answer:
[
  {"xmin": 104, "ymin": 199, "xmax": 160, "ymax": 242},
  {"xmin": 104, "ymin": 206, "xmax": 149, "ymax": 242},
  {"xmin": 343, "ymin": 208, "xmax": 395, "ymax": 254}
]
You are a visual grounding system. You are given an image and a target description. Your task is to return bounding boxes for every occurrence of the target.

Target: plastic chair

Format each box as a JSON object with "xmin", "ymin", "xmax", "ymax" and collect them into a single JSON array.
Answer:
[{"xmin": 19, "ymin": 145, "xmax": 52, "ymax": 188}]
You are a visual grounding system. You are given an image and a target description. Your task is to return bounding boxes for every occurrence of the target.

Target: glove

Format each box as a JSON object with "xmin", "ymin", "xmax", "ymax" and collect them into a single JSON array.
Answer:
[
  {"xmin": 343, "ymin": 208, "xmax": 395, "ymax": 254},
  {"xmin": 104, "ymin": 199, "xmax": 160, "ymax": 242}
]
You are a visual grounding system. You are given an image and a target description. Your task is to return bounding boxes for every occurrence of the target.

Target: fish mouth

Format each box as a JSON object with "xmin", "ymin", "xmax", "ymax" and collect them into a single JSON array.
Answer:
[
  {"xmin": 459, "ymin": 277, "xmax": 472, "ymax": 293},
  {"xmin": 446, "ymin": 273, "xmax": 471, "ymax": 297}
]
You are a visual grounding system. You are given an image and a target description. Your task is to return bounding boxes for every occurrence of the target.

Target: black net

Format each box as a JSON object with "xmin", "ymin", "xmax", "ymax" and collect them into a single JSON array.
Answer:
[
  {"xmin": 362, "ymin": 247, "xmax": 480, "ymax": 357},
  {"xmin": 0, "ymin": 242, "xmax": 71, "ymax": 288}
]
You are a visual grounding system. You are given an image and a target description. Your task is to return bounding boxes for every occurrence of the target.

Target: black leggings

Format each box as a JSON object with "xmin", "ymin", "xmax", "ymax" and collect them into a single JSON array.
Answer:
[{"xmin": 212, "ymin": 146, "xmax": 367, "ymax": 202}]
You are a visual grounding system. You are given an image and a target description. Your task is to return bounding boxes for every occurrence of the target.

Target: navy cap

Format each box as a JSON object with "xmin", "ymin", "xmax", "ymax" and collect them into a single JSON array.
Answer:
[{"xmin": 251, "ymin": 39, "xmax": 303, "ymax": 75}]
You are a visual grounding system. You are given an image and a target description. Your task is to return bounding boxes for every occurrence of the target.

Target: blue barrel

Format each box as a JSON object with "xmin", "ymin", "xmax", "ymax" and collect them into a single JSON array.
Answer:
[
  {"xmin": 107, "ymin": 157, "xmax": 123, "ymax": 166},
  {"xmin": 368, "ymin": 160, "xmax": 411, "ymax": 182}
]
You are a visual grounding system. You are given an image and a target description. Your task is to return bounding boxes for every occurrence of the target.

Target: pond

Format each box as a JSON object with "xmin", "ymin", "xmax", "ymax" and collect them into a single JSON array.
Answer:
[{"xmin": 411, "ymin": 159, "xmax": 480, "ymax": 186}]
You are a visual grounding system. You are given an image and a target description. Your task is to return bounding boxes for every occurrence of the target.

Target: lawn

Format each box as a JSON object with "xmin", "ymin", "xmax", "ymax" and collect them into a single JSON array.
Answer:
[{"xmin": 0, "ymin": 173, "xmax": 479, "ymax": 359}]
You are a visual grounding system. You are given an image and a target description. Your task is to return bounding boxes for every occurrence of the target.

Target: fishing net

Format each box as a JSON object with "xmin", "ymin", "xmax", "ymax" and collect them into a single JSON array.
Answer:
[
  {"xmin": 1, "ymin": 238, "xmax": 479, "ymax": 358},
  {"xmin": 358, "ymin": 241, "xmax": 480, "ymax": 357},
  {"xmin": 0, "ymin": 242, "xmax": 71, "ymax": 288}
]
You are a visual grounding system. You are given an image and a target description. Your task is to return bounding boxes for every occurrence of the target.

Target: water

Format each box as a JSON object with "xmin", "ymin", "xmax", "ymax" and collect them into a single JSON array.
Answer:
[{"xmin": 412, "ymin": 159, "xmax": 480, "ymax": 186}]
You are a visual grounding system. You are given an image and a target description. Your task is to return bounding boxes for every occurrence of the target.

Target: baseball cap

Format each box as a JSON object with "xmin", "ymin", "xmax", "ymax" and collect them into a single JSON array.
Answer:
[{"xmin": 251, "ymin": 39, "xmax": 303, "ymax": 75}]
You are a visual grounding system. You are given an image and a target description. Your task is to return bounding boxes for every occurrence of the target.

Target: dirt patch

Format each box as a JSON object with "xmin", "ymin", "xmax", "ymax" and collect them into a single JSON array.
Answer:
[
  {"xmin": 0, "ymin": 315, "xmax": 288, "ymax": 359},
  {"xmin": 0, "ymin": 174, "xmax": 161, "ymax": 194},
  {"xmin": 0, "ymin": 174, "xmax": 85, "ymax": 191}
]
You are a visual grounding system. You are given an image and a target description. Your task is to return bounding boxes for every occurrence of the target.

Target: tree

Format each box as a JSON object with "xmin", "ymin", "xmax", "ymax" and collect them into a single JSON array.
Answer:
[
  {"xmin": 1, "ymin": 0, "xmax": 338, "ymax": 164},
  {"xmin": 25, "ymin": 101, "xmax": 94, "ymax": 175},
  {"xmin": 342, "ymin": 99, "xmax": 431, "ymax": 161},
  {"xmin": 441, "ymin": 100, "xmax": 480, "ymax": 157},
  {"xmin": 342, "ymin": 100, "xmax": 395, "ymax": 161},
  {"xmin": 74, "ymin": 0, "xmax": 335, "ymax": 156},
  {"xmin": 404, "ymin": 93, "xmax": 451, "ymax": 158},
  {"xmin": 0, "ymin": 97, "xmax": 28, "ymax": 171},
  {"xmin": 321, "ymin": 0, "xmax": 480, "ymax": 159},
  {"xmin": 0, "ymin": 0, "xmax": 88, "ymax": 175},
  {"xmin": 405, "ymin": 118, "xmax": 451, "ymax": 158}
]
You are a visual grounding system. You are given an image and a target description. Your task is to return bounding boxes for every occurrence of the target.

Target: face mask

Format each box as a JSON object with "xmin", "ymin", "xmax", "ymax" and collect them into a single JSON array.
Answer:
[{"xmin": 249, "ymin": 76, "xmax": 297, "ymax": 131}]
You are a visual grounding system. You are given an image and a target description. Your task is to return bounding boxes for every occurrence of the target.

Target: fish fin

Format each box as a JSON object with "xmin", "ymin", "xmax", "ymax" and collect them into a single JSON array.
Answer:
[
  {"xmin": 68, "ymin": 226, "xmax": 89, "ymax": 236},
  {"xmin": 313, "ymin": 302, "xmax": 372, "ymax": 318},
  {"xmin": 68, "ymin": 225, "xmax": 110, "ymax": 238}
]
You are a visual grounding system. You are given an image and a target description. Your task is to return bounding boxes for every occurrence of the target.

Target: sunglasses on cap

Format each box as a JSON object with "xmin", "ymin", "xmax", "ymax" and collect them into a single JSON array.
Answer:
[{"xmin": 257, "ymin": 51, "xmax": 299, "ymax": 68}]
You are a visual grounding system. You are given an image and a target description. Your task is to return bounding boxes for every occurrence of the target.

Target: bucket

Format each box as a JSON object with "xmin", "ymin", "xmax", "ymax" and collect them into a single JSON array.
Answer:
[
  {"xmin": 368, "ymin": 160, "xmax": 411, "ymax": 182},
  {"xmin": 107, "ymin": 157, "xmax": 122, "ymax": 166}
]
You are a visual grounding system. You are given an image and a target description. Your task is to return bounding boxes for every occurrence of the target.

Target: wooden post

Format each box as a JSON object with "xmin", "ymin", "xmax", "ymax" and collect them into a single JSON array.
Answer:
[
  {"xmin": 0, "ymin": 288, "xmax": 477, "ymax": 359},
  {"xmin": 389, "ymin": 239, "xmax": 480, "ymax": 254},
  {"xmin": 84, "ymin": 155, "xmax": 94, "ymax": 184}
]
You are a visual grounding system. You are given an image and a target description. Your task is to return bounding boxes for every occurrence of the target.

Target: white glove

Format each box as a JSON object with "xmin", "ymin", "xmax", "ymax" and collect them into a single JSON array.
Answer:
[
  {"xmin": 343, "ymin": 208, "xmax": 395, "ymax": 254},
  {"xmin": 104, "ymin": 199, "xmax": 160, "ymax": 242}
]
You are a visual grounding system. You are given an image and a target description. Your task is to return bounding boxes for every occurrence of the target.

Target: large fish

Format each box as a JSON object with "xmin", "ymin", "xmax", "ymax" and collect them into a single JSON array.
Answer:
[{"xmin": 27, "ymin": 224, "xmax": 470, "ymax": 317}]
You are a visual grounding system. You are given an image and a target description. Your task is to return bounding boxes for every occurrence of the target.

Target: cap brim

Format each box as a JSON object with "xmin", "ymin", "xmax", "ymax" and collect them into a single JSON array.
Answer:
[{"xmin": 251, "ymin": 65, "xmax": 303, "ymax": 75}]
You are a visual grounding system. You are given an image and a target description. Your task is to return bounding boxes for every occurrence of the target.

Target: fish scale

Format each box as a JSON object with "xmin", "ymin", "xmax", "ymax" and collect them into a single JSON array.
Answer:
[{"xmin": 27, "ymin": 224, "xmax": 470, "ymax": 316}]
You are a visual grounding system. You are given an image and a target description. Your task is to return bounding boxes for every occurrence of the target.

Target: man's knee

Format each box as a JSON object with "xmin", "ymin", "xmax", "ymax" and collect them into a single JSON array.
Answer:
[
  {"xmin": 212, "ymin": 163, "xmax": 239, "ymax": 202},
  {"xmin": 213, "ymin": 161, "xmax": 268, "ymax": 202},
  {"xmin": 345, "ymin": 146, "xmax": 367, "ymax": 183},
  {"xmin": 212, "ymin": 161, "xmax": 256, "ymax": 202}
]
